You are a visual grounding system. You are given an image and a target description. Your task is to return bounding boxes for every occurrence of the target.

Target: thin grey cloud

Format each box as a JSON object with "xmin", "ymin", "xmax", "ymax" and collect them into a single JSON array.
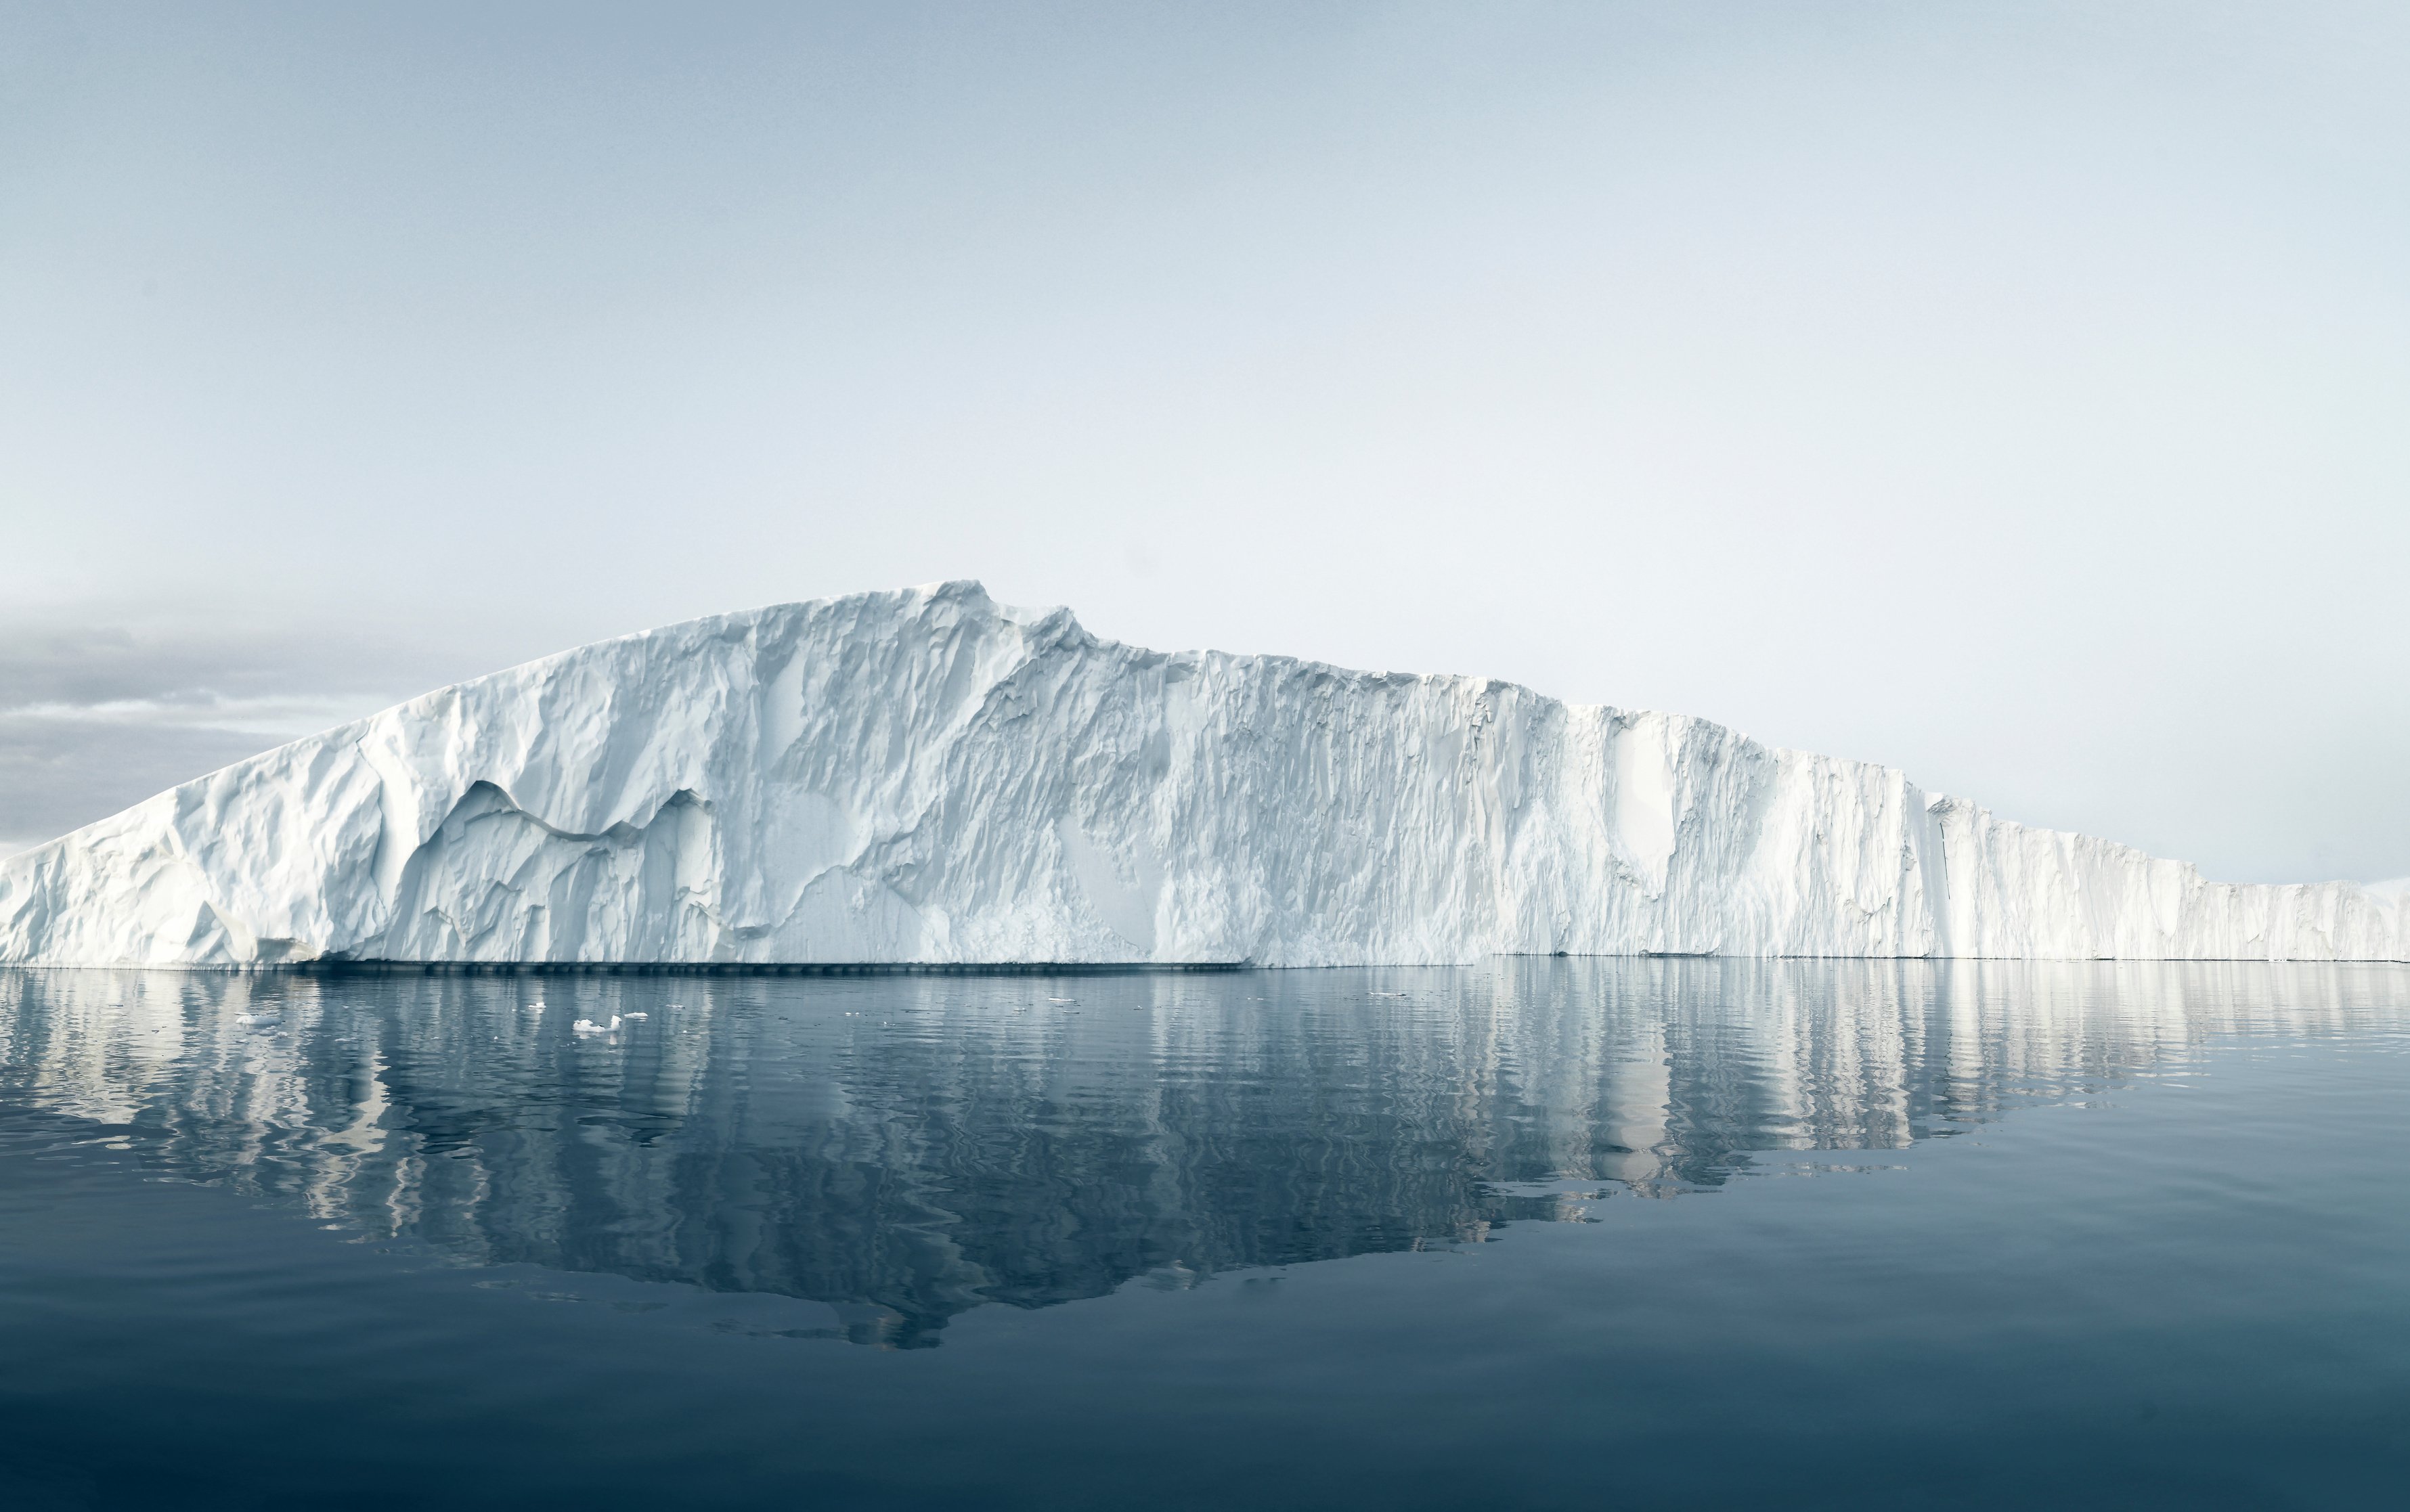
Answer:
[{"xmin": 0, "ymin": 623, "xmax": 389, "ymax": 711}]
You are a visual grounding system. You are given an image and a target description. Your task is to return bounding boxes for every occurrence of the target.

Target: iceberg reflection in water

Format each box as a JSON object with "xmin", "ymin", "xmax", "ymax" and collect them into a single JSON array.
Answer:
[{"xmin": 0, "ymin": 959, "xmax": 2399, "ymax": 1346}]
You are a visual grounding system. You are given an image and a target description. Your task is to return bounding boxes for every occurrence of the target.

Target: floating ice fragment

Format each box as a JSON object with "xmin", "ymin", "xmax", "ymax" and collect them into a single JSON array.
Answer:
[{"xmin": 234, "ymin": 1012, "xmax": 281, "ymax": 1027}]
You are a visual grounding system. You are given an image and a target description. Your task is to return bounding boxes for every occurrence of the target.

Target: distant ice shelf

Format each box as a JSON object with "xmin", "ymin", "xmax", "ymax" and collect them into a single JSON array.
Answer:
[{"xmin": 1, "ymin": 581, "xmax": 2402, "ymax": 968}]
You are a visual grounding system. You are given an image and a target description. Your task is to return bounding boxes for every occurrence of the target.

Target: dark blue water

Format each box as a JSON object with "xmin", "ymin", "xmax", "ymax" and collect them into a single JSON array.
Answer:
[{"xmin": 2, "ymin": 960, "xmax": 2406, "ymax": 1510}]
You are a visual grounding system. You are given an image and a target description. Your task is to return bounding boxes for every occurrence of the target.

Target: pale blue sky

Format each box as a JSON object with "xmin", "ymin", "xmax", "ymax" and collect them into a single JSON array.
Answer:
[{"xmin": 3, "ymin": 1, "xmax": 2406, "ymax": 881}]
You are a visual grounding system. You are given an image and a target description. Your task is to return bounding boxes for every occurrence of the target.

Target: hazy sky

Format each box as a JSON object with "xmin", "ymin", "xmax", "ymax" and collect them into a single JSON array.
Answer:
[{"xmin": 3, "ymin": 1, "xmax": 2405, "ymax": 882}]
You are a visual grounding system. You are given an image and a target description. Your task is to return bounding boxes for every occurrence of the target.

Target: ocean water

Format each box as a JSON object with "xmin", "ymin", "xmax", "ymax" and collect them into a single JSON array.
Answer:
[{"xmin": 1, "ymin": 959, "xmax": 2406, "ymax": 1510}]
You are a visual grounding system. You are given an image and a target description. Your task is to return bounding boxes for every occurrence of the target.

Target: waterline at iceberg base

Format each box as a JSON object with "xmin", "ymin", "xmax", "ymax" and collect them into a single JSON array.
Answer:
[{"xmin": 0, "ymin": 581, "xmax": 2401, "ymax": 969}]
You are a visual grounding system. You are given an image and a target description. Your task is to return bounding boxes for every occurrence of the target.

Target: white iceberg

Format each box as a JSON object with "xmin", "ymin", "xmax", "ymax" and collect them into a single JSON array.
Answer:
[{"xmin": 0, "ymin": 581, "xmax": 2401, "ymax": 968}]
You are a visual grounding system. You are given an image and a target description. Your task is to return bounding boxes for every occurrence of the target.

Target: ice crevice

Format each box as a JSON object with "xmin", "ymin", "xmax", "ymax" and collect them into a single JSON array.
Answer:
[{"xmin": 0, "ymin": 580, "xmax": 2403, "ymax": 968}]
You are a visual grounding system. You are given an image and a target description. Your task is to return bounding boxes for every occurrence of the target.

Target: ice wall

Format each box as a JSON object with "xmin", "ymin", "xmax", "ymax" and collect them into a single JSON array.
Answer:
[{"xmin": 1, "ymin": 581, "xmax": 2401, "ymax": 966}]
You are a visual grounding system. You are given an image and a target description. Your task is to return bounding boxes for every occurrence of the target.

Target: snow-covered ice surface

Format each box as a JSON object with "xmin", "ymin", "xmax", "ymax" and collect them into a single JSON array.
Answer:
[{"xmin": 1, "ymin": 581, "xmax": 2402, "ymax": 968}]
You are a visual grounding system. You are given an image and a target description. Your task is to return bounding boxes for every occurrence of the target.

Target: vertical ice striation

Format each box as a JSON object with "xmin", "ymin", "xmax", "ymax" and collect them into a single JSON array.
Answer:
[{"xmin": 0, "ymin": 581, "xmax": 2401, "ymax": 966}]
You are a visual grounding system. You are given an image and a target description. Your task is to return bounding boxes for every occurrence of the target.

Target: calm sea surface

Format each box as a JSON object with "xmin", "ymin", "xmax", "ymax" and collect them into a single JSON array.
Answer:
[{"xmin": 2, "ymin": 960, "xmax": 2406, "ymax": 1510}]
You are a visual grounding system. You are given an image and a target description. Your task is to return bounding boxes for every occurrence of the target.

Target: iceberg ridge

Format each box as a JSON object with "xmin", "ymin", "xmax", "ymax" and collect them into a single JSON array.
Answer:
[{"xmin": 1, "ymin": 581, "xmax": 2401, "ymax": 967}]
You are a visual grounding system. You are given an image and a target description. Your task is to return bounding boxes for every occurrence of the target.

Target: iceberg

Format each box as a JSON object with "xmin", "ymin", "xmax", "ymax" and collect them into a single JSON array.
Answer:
[{"xmin": 1, "ymin": 581, "xmax": 2401, "ymax": 968}]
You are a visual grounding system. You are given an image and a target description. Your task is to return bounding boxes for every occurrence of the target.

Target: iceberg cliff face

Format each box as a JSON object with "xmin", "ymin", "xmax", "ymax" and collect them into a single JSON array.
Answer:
[{"xmin": 1, "ymin": 581, "xmax": 2402, "ymax": 967}]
